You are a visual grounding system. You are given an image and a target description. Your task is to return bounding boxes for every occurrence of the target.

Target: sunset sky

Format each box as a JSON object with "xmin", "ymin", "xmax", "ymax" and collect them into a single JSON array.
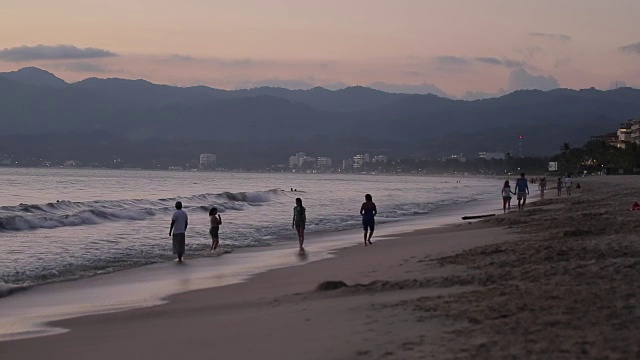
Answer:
[{"xmin": 1, "ymin": 0, "xmax": 639, "ymax": 98}]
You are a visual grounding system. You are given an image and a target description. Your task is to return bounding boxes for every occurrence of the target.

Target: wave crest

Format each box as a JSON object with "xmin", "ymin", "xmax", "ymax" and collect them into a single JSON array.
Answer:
[{"xmin": 0, "ymin": 189, "xmax": 280, "ymax": 232}]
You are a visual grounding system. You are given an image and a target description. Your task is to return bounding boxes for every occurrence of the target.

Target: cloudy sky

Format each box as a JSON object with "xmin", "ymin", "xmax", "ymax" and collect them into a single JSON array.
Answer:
[{"xmin": 1, "ymin": 0, "xmax": 639, "ymax": 98}]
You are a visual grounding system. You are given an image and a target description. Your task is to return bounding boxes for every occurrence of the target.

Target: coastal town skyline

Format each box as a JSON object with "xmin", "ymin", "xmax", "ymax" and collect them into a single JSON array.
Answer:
[{"xmin": 1, "ymin": 0, "xmax": 639, "ymax": 98}]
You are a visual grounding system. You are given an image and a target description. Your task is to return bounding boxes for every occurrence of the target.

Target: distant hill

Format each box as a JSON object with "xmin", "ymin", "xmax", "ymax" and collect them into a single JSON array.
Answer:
[
  {"xmin": 1, "ymin": 67, "xmax": 639, "ymax": 158},
  {"xmin": 0, "ymin": 67, "xmax": 68, "ymax": 88},
  {"xmin": 231, "ymin": 86, "xmax": 410, "ymax": 112},
  {"xmin": 0, "ymin": 67, "xmax": 411, "ymax": 112}
]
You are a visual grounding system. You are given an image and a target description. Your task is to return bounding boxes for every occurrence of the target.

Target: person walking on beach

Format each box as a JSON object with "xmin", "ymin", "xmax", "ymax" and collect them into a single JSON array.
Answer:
[
  {"xmin": 292, "ymin": 197, "xmax": 306, "ymax": 250},
  {"xmin": 360, "ymin": 194, "xmax": 377, "ymax": 246},
  {"xmin": 564, "ymin": 175, "xmax": 573, "ymax": 196},
  {"xmin": 169, "ymin": 201, "xmax": 188, "ymax": 262},
  {"xmin": 557, "ymin": 177, "xmax": 563, "ymax": 198},
  {"xmin": 209, "ymin": 207, "xmax": 222, "ymax": 252},
  {"xmin": 501, "ymin": 180, "xmax": 514, "ymax": 213},
  {"xmin": 539, "ymin": 177, "xmax": 547, "ymax": 200},
  {"xmin": 515, "ymin": 173, "xmax": 529, "ymax": 211}
]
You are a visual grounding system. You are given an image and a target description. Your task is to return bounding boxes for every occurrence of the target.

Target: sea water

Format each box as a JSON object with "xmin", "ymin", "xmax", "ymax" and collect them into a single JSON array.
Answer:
[{"xmin": 0, "ymin": 168, "xmax": 498, "ymax": 293}]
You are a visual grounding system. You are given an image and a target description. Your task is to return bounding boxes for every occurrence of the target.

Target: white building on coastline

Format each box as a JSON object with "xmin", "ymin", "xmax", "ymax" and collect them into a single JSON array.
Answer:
[
  {"xmin": 352, "ymin": 154, "xmax": 370, "ymax": 168},
  {"xmin": 289, "ymin": 152, "xmax": 315, "ymax": 168},
  {"xmin": 199, "ymin": 154, "xmax": 217, "ymax": 169},
  {"xmin": 317, "ymin": 157, "xmax": 332, "ymax": 168}
]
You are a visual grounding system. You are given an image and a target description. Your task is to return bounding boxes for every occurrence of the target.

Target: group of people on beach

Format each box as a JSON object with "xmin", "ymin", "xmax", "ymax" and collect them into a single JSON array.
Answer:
[
  {"xmin": 501, "ymin": 173, "xmax": 580, "ymax": 213},
  {"xmin": 168, "ymin": 194, "xmax": 378, "ymax": 262},
  {"xmin": 557, "ymin": 176, "xmax": 579, "ymax": 197}
]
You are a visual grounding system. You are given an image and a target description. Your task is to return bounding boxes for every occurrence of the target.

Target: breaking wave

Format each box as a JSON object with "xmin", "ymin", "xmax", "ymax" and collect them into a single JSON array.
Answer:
[{"xmin": 0, "ymin": 189, "xmax": 281, "ymax": 232}]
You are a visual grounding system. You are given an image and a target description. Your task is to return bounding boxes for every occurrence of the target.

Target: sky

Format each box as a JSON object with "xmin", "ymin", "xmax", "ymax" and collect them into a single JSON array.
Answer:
[{"xmin": 1, "ymin": 0, "xmax": 639, "ymax": 98}]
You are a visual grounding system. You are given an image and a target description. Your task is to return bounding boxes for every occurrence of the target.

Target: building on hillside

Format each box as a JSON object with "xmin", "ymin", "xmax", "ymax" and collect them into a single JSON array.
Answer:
[
  {"xmin": 590, "ymin": 133, "xmax": 619, "ymax": 147},
  {"xmin": 478, "ymin": 152, "xmax": 506, "ymax": 160},
  {"xmin": 317, "ymin": 157, "xmax": 332, "ymax": 168},
  {"xmin": 342, "ymin": 158, "xmax": 353, "ymax": 170},
  {"xmin": 628, "ymin": 119, "xmax": 640, "ymax": 144},
  {"xmin": 591, "ymin": 118, "xmax": 640, "ymax": 149},
  {"xmin": 617, "ymin": 124, "xmax": 633, "ymax": 148},
  {"xmin": 199, "ymin": 154, "xmax": 217, "ymax": 169}
]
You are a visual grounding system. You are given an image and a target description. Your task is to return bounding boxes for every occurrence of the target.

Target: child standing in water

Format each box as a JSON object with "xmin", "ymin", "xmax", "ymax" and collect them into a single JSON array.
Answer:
[
  {"xmin": 292, "ymin": 198, "xmax": 306, "ymax": 249},
  {"xmin": 360, "ymin": 194, "xmax": 377, "ymax": 246},
  {"xmin": 209, "ymin": 207, "xmax": 222, "ymax": 252}
]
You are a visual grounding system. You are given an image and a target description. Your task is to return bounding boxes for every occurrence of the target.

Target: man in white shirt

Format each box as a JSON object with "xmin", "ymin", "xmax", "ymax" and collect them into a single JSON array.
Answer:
[
  {"xmin": 169, "ymin": 201, "xmax": 188, "ymax": 262},
  {"xmin": 564, "ymin": 176, "xmax": 573, "ymax": 196}
]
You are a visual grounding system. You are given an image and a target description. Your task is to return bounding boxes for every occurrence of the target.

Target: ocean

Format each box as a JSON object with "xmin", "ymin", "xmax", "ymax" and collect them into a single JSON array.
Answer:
[{"xmin": 0, "ymin": 168, "xmax": 498, "ymax": 295}]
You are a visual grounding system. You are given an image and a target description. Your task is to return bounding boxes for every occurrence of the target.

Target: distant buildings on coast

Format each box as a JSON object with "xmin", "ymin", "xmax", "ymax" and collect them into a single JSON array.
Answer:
[
  {"xmin": 478, "ymin": 152, "xmax": 506, "ymax": 160},
  {"xmin": 442, "ymin": 152, "xmax": 507, "ymax": 162},
  {"xmin": 286, "ymin": 152, "xmax": 389, "ymax": 173},
  {"xmin": 288, "ymin": 152, "xmax": 335, "ymax": 171}
]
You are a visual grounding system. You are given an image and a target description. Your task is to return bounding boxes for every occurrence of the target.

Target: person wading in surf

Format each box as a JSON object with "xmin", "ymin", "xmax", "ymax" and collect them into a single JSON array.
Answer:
[
  {"xmin": 209, "ymin": 207, "xmax": 222, "ymax": 252},
  {"xmin": 169, "ymin": 201, "xmax": 188, "ymax": 262}
]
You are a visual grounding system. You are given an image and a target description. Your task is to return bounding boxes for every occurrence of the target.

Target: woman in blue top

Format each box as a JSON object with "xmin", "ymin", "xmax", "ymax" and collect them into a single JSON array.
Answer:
[{"xmin": 360, "ymin": 194, "xmax": 377, "ymax": 246}]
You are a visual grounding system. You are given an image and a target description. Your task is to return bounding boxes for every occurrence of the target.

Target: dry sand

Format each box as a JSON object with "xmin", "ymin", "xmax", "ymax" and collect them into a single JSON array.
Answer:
[{"xmin": 1, "ymin": 176, "xmax": 639, "ymax": 359}]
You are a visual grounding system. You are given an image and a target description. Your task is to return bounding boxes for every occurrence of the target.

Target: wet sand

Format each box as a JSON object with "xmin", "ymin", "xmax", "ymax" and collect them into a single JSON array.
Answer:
[
  {"xmin": 1, "ymin": 176, "xmax": 638, "ymax": 359},
  {"xmin": 0, "ymin": 224, "xmax": 507, "ymax": 359}
]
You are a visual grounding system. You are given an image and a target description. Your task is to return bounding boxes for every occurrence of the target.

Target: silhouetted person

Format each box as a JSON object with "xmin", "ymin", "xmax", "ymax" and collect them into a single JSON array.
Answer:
[
  {"xmin": 360, "ymin": 194, "xmax": 377, "ymax": 246},
  {"xmin": 209, "ymin": 207, "xmax": 222, "ymax": 252},
  {"xmin": 557, "ymin": 177, "xmax": 563, "ymax": 197},
  {"xmin": 292, "ymin": 197, "xmax": 306, "ymax": 249}
]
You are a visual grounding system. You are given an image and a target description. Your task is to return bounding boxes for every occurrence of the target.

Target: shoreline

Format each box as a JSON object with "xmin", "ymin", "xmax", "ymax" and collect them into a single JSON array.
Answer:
[
  {"xmin": 0, "ymin": 217, "xmax": 511, "ymax": 359},
  {"xmin": 7, "ymin": 174, "xmax": 600, "ymax": 359},
  {"xmin": 0, "ymin": 171, "xmax": 498, "ymax": 295},
  {"xmin": 0, "ymin": 195, "xmax": 503, "ymax": 342}
]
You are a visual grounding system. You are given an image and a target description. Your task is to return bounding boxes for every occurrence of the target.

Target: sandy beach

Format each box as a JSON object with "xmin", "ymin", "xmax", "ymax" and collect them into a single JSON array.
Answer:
[{"xmin": 1, "ymin": 176, "xmax": 639, "ymax": 359}]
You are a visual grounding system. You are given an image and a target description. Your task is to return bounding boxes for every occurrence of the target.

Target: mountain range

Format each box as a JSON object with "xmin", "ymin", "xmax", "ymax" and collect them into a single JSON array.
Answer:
[{"xmin": 1, "ymin": 67, "xmax": 639, "ymax": 163}]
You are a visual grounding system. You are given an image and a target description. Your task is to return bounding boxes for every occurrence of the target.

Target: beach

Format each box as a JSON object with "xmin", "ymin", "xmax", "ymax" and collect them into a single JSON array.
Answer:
[{"xmin": 1, "ymin": 176, "xmax": 639, "ymax": 359}]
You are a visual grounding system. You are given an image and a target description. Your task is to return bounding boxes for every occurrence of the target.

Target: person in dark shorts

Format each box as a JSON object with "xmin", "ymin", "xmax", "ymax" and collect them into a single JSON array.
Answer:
[
  {"xmin": 292, "ymin": 198, "xmax": 306, "ymax": 249},
  {"xmin": 169, "ymin": 201, "xmax": 188, "ymax": 262},
  {"xmin": 514, "ymin": 173, "xmax": 529, "ymax": 211},
  {"xmin": 360, "ymin": 194, "xmax": 377, "ymax": 246},
  {"xmin": 209, "ymin": 207, "xmax": 222, "ymax": 252}
]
